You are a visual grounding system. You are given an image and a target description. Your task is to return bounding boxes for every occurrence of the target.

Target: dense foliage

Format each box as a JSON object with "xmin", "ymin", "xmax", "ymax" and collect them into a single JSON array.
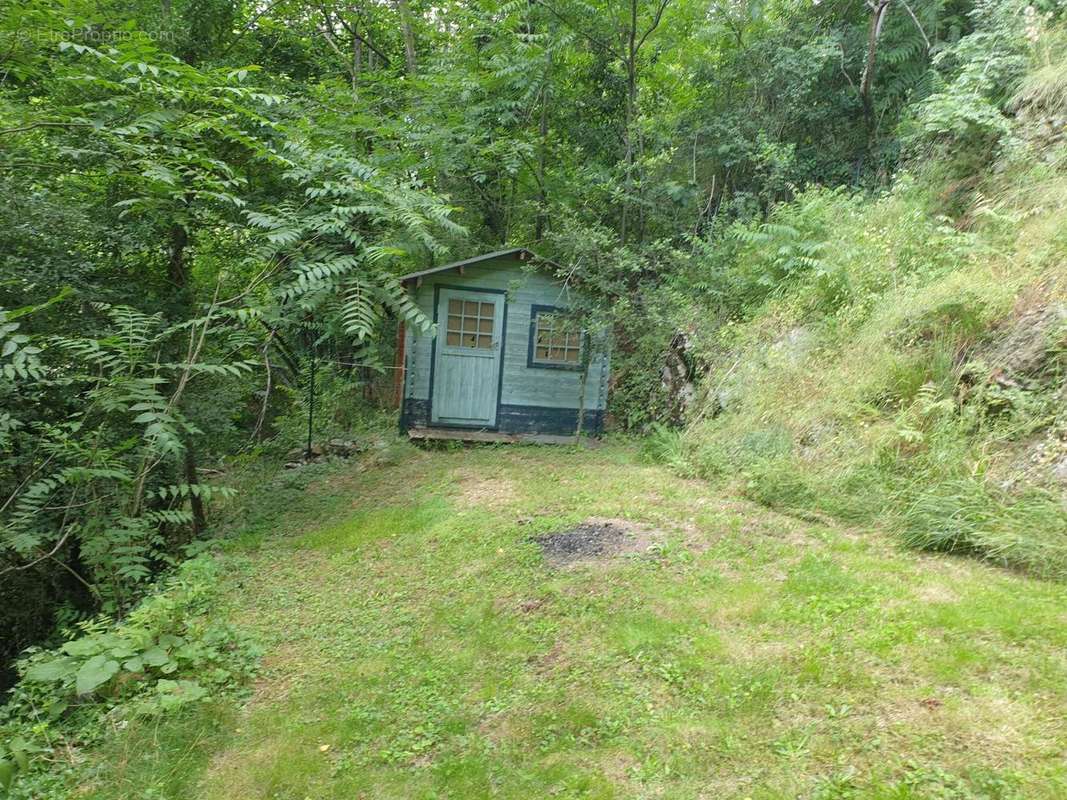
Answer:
[
  {"xmin": 1, "ymin": 0, "xmax": 1065, "ymax": 792},
  {"xmin": 641, "ymin": 1, "xmax": 1067, "ymax": 577}
]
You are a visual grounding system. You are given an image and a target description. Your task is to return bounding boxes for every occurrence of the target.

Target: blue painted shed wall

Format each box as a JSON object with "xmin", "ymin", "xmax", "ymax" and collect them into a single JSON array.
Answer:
[{"xmin": 400, "ymin": 256, "xmax": 610, "ymax": 433}]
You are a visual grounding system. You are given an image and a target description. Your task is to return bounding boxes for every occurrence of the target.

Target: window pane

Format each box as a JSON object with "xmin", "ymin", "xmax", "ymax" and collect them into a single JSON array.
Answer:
[
  {"xmin": 532, "ymin": 310, "xmax": 582, "ymax": 365},
  {"xmin": 478, "ymin": 318, "xmax": 493, "ymax": 333},
  {"xmin": 448, "ymin": 298, "xmax": 462, "ymax": 314},
  {"xmin": 462, "ymin": 316, "xmax": 477, "ymax": 332},
  {"xmin": 480, "ymin": 302, "xmax": 495, "ymax": 318},
  {"xmin": 477, "ymin": 334, "xmax": 493, "ymax": 349},
  {"xmin": 446, "ymin": 332, "xmax": 460, "ymax": 346},
  {"xmin": 447, "ymin": 314, "xmax": 462, "ymax": 332},
  {"xmin": 463, "ymin": 301, "xmax": 478, "ymax": 316}
]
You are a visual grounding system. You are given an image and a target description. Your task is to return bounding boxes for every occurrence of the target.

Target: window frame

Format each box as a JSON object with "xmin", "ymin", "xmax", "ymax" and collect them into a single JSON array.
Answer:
[
  {"xmin": 443, "ymin": 296, "xmax": 498, "ymax": 351},
  {"xmin": 526, "ymin": 304, "xmax": 585, "ymax": 371}
]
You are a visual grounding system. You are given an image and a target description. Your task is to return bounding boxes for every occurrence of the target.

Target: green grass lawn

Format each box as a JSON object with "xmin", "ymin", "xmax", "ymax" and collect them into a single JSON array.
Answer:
[{"xmin": 90, "ymin": 443, "xmax": 1067, "ymax": 799}]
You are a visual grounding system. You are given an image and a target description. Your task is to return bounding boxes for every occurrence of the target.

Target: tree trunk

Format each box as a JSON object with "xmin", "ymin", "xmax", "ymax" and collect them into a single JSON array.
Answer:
[
  {"xmin": 353, "ymin": 33, "xmax": 362, "ymax": 94},
  {"xmin": 184, "ymin": 445, "xmax": 206, "ymax": 535},
  {"xmin": 168, "ymin": 223, "xmax": 189, "ymax": 296},
  {"xmin": 859, "ymin": 0, "xmax": 892, "ymax": 161},
  {"xmin": 620, "ymin": 71, "xmax": 636, "ymax": 242},
  {"xmin": 535, "ymin": 80, "xmax": 550, "ymax": 241},
  {"xmin": 168, "ymin": 219, "xmax": 208, "ymax": 538},
  {"xmin": 397, "ymin": 0, "xmax": 417, "ymax": 76},
  {"xmin": 619, "ymin": 0, "xmax": 638, "ymax": 243}
]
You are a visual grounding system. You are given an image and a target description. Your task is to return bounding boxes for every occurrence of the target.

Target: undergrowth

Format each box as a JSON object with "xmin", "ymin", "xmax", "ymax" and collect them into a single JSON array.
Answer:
[
  {"xmin": 644, "ymin": 20, "xmax": 1067, "ymax": 575},
  {"xmin": 0, "ymin": 557, "xmax": 260, "ymax": 797},
  {"xmin": 648, "ymin": 151, "xmax": 1067, "ymax": 572}
]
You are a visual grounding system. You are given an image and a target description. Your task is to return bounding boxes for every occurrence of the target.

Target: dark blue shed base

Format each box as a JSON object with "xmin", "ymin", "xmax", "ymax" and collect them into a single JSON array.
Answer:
[{"xmin": 401, "ymin": 399, "xmax": 603, "ymax": 437}]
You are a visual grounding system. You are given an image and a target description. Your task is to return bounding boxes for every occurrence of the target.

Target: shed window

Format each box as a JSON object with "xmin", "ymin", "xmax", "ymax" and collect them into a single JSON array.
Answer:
[
  {"xmin": 531, "ymin": 308, "xmax": 582, "ymax": 366},
  {"xmin": 445, "ymin": 298, "xmax": 495, "ymax": 349}
]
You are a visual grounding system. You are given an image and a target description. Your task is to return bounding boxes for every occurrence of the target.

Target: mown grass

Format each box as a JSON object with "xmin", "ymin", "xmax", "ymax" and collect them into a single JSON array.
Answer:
[{"xmin": 76, "ymin": 443, "xmax": 1067, "ymax": 799}]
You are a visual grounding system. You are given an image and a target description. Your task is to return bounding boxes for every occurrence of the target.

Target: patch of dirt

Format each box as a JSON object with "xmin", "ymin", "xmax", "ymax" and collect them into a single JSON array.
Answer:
[
  {"xmin": 532, "ymin": 640, "xmax": 566, "ymax": 674},
  {"xmin": 534, "ymin": 517, "xmax": 660, "ymax": 567},
  {"xmin": 518, "ymin": 597, "xmax": 545, "ymax": 613},
  {"xmin": 246, "ymin": 643, "xmax": 303, "ymax": 708},
  {"xmin": 916, "ymin": 583, "xmax": 961, "ymax": 605},
  {"xmin": 456, "ymin": 471, "xmax": 519, "ymax": 509}
]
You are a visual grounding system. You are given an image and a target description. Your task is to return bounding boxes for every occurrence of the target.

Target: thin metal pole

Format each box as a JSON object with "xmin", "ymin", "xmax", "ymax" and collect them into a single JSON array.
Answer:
[{"xmin": 306, "ymin": 347, "xmax": 316, "ymax": 459}]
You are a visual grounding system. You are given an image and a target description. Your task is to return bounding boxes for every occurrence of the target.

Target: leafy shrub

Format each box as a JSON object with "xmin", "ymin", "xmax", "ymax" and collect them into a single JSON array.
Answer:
[
  {"xmin": 0, "ymin": 556, "xmax": 260, "ymax": 795},
  {"xmin": 903, "ymin": 0, "xmax": 1030, "ymax": 162},
  {"xmin": 712, "ymin": 189, "xmax": 850, "ymax": 315},
  {"xmin": 268, "ymin": 360, "xmax": 397, "ymax": 453}
]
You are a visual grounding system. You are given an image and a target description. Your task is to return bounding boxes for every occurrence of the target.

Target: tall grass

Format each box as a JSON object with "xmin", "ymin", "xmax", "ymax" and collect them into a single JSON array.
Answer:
[{"xmin": 662, "ymin": 150, "xmax": 1067, "ymax": 575}]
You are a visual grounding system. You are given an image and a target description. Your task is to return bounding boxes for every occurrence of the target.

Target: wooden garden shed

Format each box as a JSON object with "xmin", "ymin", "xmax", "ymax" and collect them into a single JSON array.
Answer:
[{"xmin": 396, "ymin": 248, "xmax": 610, "ymax": 442}]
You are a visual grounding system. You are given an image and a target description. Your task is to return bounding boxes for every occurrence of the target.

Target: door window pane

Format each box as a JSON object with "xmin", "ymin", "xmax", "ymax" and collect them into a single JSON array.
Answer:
[{"xmin": 443, "ymin": 295, "xmax": 495, "ymax": 349}]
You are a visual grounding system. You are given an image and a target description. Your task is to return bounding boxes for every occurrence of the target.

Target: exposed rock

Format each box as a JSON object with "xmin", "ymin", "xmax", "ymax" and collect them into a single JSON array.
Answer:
[
  {"xmin": 768, "ymin": 326, "xmax": 813, "ymax": 367},
  {"xmin": 1052, "ymin": 457, "xmax": 1067, "ymax": 484},
  {"xmin": 985, "ymin": 302, "xmax": 1066, "ymax": 385},
  {"xmin": 285, "ymin": 439, "xmax": 364, "ymax": 465},
  {"xmin": 661, "ymin": 332, "xmax": 697, "ymax": 425},
  {"xmin": 326, "ymin": 439, "xmax": 362, "ymax": 457}
]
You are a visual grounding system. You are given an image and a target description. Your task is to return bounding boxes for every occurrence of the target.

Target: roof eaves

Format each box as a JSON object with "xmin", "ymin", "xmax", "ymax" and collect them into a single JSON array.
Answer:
[{"xmin": 399, "ymin": 247, "xmax": 558, "ymax": 283}]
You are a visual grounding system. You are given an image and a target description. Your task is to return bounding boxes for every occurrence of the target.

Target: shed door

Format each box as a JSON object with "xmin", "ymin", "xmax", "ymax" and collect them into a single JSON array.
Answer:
[{"xmin": 431, "ymin": 288, "xmax": 504, "ymax": 427}]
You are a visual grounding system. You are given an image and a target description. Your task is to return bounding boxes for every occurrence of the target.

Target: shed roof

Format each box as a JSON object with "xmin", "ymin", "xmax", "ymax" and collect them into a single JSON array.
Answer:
[{"xmin": 399, "ymin": 247, "xmax": 558, "ymax": 283}]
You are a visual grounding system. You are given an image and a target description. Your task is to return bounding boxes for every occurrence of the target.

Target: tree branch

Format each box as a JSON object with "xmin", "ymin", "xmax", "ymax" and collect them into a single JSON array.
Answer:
[
  {"xmin": 0, "ymin": 121, "xmax": 92, "ymax": 136},
  {"xmin": 322, "ymin": 5, "xmax": 393, "ymax": 67},
  {"xmin": 532, "ymin": 0, "xmax": 621, "ymax": 59},
  {"xmin": 635, "ymin": 0, "xmax": 671, "ymax": 54},
  {"xmin": 899, "ymin": 0, "xmax": 931, "ymax": 51}
]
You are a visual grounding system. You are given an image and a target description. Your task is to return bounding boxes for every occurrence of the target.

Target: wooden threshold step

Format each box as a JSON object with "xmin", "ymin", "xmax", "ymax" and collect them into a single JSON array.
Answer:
[{"xmin": 407, "ymin": 427, "xmax": 578, "ymax": 445}]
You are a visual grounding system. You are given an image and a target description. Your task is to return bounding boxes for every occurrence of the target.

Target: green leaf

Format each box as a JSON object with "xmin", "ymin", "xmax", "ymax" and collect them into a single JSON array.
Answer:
[
  {"xmin": 75, "ymin": 655, "xmax": 120, "ymax": 695},
  {"xmin": 141, "ymin": 646, "xmax": 170, "ymax": 667},
  {"xmin": 122, "ymin": 657, "xmax": 144, "ymax": 672},
  {"xmin": 0, "ymin": 758, "xmax": 15, "ymax": 790},
  {"xmin": 63, "ymin": 638, "xmax": 103, "ymax": 657},
  {"xmin": 108, "ymin": 644, "xmax": 137, "ymax": 659},
  {"xmin": 8, "ymin": 742, "xmax": 28, "ymax": 773},
  {"xmin": 24, "ymin": 657, "xmax": 77, "ymax": 683}
]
